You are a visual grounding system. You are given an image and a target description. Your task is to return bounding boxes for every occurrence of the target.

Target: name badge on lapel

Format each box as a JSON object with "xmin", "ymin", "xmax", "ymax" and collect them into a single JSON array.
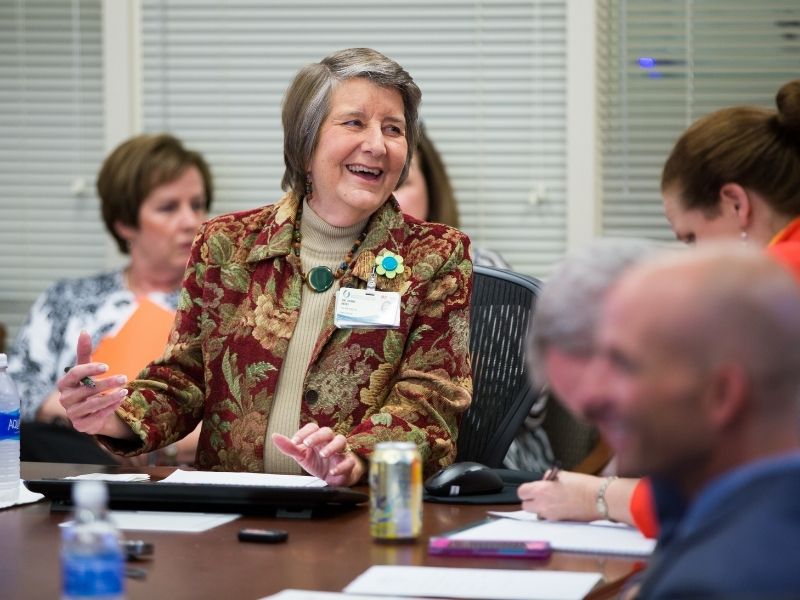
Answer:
[{"xmin": 334, "ymin": 288, "xmax": 401, "ymax": 329}]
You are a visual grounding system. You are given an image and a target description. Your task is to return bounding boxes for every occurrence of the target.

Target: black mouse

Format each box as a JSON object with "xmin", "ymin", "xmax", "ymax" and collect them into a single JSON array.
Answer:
[{"xmin": 424, "ymin": 461, "xmax": 504, "ymax": 497}]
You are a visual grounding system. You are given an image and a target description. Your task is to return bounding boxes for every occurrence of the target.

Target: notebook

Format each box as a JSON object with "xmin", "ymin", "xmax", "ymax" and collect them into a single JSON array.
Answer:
[
  {"xmin": 92, "ymin": 296, "xmax": 176, "ymax": 381},
  {"xmin": 445, "ymin": 516, "xmax": 656, "ymax": 557}
]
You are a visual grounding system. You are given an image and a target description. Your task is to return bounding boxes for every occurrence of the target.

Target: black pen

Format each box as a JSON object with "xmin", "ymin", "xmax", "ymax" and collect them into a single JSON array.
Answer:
[
  {"xmin": 544, "ymin": 461, "xmax": 562, "ymax": 482},
  {"xmin": 64, "ymin": 366, "xmax": 96, "ymax": 389}
]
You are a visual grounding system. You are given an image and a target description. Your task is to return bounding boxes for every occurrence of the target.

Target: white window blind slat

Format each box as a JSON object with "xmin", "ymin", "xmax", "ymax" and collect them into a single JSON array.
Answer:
[
  {"xmin": 141, "ymin": 0, "xmax": 568, "ymax": 280},
  {"xmin": 0, "ymin": 0, "xmax": 106, "ymax": 342},
  {"xmin": 598, "ymin": 0, "xmax": 800, "ymax": 241}
]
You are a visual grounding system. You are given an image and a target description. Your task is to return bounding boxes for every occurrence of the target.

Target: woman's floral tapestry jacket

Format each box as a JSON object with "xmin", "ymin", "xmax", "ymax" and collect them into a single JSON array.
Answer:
[{"xmin": 107, "ymin": 193, "xmax": 473, "ymax": 476}]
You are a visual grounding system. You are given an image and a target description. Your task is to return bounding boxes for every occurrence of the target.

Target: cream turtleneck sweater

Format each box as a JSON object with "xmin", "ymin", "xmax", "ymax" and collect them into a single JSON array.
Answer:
[{"xmin": 263, "ymin": 201, "xmax": 368, "ymax": 473}]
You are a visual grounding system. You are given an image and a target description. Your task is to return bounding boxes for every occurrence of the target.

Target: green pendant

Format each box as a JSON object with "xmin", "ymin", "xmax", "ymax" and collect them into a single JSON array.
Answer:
[{"xmin": 306, "ymin": 266, "xmax": 334, "ymax": 292}]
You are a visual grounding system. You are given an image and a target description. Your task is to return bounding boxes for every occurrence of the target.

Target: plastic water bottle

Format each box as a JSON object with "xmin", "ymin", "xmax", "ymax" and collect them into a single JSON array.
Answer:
[
  {"xmin": 61, "ymin": 480, "xmax": 125, "ymax": 600},
  {"xmin": 0, "ymin": 353, "xmax": 21, "ymax": 502}
]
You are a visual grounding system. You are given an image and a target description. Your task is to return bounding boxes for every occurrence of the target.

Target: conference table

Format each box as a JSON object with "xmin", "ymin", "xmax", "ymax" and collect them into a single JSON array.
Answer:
[{"xmin": 2, "ymin": 463, "xmax": 642, "ymax": 600}]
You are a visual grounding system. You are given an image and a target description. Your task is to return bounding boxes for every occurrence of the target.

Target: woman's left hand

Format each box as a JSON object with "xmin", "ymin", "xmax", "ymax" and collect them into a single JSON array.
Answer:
[{"xmin": 272, "ymin": 424, "xmax": 365, "ymax": 486}]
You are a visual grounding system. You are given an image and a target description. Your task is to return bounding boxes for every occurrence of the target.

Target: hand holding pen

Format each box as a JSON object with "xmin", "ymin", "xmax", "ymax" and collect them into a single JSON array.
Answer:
[
  {"xmin": 57, "ymin": 331, "xmax": 129, "ymax": 436},
  {"xmin": 64, "ymin": 366, "xmax": 96, "ymax": 389},
  {"xmin": 517, "ymin": 467, "xmax": 609, "ymax": 522},
  {"xmin": 543, "ymin": 461, "xmax": 562, "ymax": 482}
]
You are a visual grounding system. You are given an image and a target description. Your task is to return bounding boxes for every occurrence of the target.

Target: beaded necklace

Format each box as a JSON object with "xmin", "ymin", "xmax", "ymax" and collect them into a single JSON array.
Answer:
[{"xmin": 292, "ymin": 200, "xmax": 368, "ymax": 293}]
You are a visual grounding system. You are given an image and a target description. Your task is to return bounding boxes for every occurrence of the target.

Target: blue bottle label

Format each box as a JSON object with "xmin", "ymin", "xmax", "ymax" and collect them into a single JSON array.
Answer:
[
  {"xmin": 62, "ymin": 550, "xmax": 124, "ymax": 597},
  {"xmin": 0, "ymin": 410, "xmax": 20, "ymax": 441}
]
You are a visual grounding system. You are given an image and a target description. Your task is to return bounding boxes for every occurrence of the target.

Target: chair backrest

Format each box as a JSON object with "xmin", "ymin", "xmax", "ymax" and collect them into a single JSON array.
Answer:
[
  {"xmin": 541, "ymin": 392, "xmax": 612, "ymax": 474},
  {"xmin": 457, "ymin": 265, "xmax": 543, "ymax": 467}
]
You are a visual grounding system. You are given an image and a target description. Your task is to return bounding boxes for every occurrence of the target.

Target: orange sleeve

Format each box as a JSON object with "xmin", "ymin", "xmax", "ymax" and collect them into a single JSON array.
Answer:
[
  {"xmin": 629, "ymin": 478, "xmax": 659, "ymax": 539},
  {"xmin": 767, "ymin": 243, "xmax": 800, "ymax": 286}
]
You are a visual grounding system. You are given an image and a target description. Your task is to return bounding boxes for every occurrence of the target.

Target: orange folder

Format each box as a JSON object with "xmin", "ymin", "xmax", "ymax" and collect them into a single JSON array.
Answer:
[{"xmin": 93, "ymin": 297, "xmax": 176, "ymax": 381}]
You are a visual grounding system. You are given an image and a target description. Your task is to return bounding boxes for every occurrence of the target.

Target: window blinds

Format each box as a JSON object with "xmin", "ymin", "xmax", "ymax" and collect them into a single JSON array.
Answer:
[
  {"xmin": 598, "ymin": 0, "xmax": 800, "ymax": 240},
  {"xmin": 140, "ymin": 0, "xmax": 568, "ymax": 278},
  {"xmin": 0, "ymin": 0, "xmax": 106, "ymax": 340}
]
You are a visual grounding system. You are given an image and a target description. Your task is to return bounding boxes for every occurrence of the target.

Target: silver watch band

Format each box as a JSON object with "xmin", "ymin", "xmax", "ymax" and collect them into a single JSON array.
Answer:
[{"xmin": 595, "ymin": 475, "xmax": 618, "ymax": 520}]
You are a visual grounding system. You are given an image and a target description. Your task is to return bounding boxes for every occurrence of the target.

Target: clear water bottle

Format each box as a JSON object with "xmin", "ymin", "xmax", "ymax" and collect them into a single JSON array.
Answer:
[
  {"xmin": 61, "ymin": 480, "xmax": 125, "ymax": 600},
  {"xmin": 0, "ymin": 353, "xmax": 21, "ymax": 502}
]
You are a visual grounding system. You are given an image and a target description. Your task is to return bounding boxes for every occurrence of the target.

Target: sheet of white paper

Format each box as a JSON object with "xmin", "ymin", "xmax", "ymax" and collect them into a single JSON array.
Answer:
[
  {"xmin": 261, "ymin": 590, "xmax": 423, "ymax": 600},
  {"xmin": 489, "ymin": 510, "xmax": 630, "ymax": 528},
  {"xmin": 64, "ymin": 473, "xmax": 150, "ymax": 482},
  {"xmin": 451, "ymin": 517, "xmax": 655, "ymax": 557},
  {"xmin": 1, "ymin": 480, "xmax": 45, "ymax": 510},
  {"xmin": 488, "ymin": 509, "xmax": 541, "ymax": 521},
  {"xmin": 160, "ymin": 469, "xmax": 326, "ymax": 487},
  {"xmin": 344, "ymin": 566, "xmax": 602, "ymax": 600},
  {"xmin": 59, "ymin": 510, "xmax": 240, "ymax": 533}
]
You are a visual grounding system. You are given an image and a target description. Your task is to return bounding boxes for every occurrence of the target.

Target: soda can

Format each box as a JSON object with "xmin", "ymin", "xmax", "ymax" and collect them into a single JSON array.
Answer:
[{"xmin": 369, "ymin": 441, "xmax": 422, "ymax": 540}]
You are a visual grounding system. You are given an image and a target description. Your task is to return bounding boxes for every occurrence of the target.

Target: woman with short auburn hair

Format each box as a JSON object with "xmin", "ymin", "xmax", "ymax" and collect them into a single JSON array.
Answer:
[
  {"xmin": 10, "ymin": 133, "xmax": 211, "ymax": 466},
  {"xmin": 98, "ymin": 133, "xmax": 213, "ymax": 254}
]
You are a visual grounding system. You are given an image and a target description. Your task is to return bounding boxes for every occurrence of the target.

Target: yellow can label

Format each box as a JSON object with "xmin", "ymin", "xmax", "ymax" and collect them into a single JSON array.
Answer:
[{"xmin": 369, "ymin": 442, "xmax": 422, "ymax": 540}]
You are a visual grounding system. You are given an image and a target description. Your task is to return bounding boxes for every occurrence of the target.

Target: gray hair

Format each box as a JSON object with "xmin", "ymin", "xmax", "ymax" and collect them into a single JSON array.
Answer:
[
  {"xmin": 529, "ymin": 238, "xmax": 659, "ymax": 382},
  {"xmin": 281, "ymin": 47, "xmax": 422, "ymax": 197}
]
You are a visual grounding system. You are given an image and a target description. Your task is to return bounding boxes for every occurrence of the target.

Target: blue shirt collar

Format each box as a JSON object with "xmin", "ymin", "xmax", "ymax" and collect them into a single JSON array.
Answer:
[{"xmin": 653, "ymin": 451, "xmax": 800, "ymax": 545}]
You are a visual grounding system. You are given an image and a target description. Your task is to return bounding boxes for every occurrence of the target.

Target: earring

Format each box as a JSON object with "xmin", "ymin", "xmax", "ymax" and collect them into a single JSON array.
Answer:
[
  {"xmin": 304, "ymin": 174, "xmax": 313, "ymax": 201},
  {"xmin": 740, "ymin": 230, "xmax": 748, "ymax": 243}
]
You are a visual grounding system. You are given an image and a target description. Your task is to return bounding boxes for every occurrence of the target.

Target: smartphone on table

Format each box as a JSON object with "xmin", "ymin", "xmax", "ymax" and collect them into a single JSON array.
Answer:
[{"xmin": 428, "ymin": 537, "xmax": 551, "ymax": 559}]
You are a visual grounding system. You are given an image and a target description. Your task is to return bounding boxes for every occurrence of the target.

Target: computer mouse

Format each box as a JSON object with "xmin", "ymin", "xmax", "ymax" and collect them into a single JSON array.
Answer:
[{"xmin": 424, "ymin": 462, "xmax": 504, "ymax": 497}]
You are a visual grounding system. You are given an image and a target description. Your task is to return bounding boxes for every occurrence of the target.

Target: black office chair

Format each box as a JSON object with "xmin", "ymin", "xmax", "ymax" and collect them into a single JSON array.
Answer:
[
  {"xmin": 541, "ymin": 393, "xmax": 612, "ymax": 474},
  {"xmin": 456, "ymin": 265, "xmax": 543, "ymax": 467}
]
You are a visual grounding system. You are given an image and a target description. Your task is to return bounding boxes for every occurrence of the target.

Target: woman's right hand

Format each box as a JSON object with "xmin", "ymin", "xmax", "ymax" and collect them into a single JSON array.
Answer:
[
  {"xmin": 517, "ymin": 471, "xmax": 604, "ymax": 522},
  {"xmin": 518, "ymin": 470, "xmax": 638, "ymax": 527},
  {"xmin": 57, "ymin": 331, "xmax": 130, "ymax": 436}
]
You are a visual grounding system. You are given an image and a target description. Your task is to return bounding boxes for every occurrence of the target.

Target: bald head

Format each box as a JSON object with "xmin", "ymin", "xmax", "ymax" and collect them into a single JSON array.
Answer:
[
  {"xmin": 616, "ymin": 243, "xmax": 800, "ymax": 414},
  {"xmin": 594, "ymin": 243, "xmax": 800, "ymax": 487}
]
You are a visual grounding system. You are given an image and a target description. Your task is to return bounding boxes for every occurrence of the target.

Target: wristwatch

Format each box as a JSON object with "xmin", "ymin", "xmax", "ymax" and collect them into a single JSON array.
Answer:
[{"xmin": 596, "ymin": 476, "xmax": 618, "ymax": 521}]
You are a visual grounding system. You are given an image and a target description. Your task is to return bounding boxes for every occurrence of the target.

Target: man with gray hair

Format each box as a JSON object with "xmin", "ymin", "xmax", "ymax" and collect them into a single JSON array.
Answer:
[
  {"xmin": 589, "ymin": 243, "xmax": 800, "ymax": 597},
  {"xmin": 513, "ymin": 239, "xmax": 656, "ymax": 527}
]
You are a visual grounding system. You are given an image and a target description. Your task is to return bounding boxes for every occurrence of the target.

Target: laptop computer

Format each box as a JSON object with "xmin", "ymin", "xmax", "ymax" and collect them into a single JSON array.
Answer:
[{"xmin": 24, "ymin": 479, "xmax": 368, "ymax": 519}]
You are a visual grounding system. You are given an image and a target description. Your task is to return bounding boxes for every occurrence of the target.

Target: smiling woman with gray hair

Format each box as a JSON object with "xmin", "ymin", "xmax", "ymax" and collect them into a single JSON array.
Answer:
[{"xmin": 57, "ymin": 48, "xmax": 473, "ymax": 485}]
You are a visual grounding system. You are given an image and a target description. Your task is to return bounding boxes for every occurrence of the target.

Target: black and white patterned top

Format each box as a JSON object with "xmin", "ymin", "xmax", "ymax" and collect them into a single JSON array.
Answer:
[
  {"xmin": 472, "ymin": 246, "xmax": 511, "ymax": 270},
  {"xmin": 8, "ymin": 269, "xmax": 178, "ymax": 421},
  {"xmin": 503, "ymin": 387, "xmax": 555, "ymax": 472}
]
